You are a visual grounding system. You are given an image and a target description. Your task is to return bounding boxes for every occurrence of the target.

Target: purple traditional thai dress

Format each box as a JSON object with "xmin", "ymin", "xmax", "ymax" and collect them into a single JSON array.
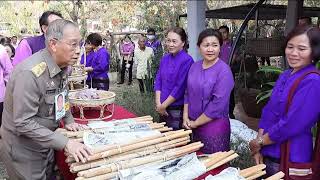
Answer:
[
  {"xmin": 12, "ymin": 35, "xmax": 46, "ymax": 67},
  {"xmin": 81, "ymin": 48, "xmax": 110, "ymax": 90},
  {"xmin": 185, "ymin": 59, "xmax": 234, "ymax": 154},
  {"xmin": 154, "ymin": 50, "xmax": 194, "ymax": 130},
  {"xmin": 259, "ymin": 64, "xmax": 320, "ymax": 164},
  {"xmin": 219, "ymin": 40, "xmax": 232, "ymax": 64}
]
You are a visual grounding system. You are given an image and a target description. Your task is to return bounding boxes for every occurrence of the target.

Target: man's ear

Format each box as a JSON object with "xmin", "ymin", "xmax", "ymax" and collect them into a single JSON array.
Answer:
[{"xmin": 49, "ymin": 39, "xmax": 58, "ymax": 52}]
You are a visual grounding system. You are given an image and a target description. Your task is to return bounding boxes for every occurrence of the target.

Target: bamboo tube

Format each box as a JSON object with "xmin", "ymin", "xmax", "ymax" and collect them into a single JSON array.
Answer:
[
  {"xmin": 70, "ymin": 137, "xmax": 190, "ymax": 172},
  {"xmin": 246, "ymin": 170, "xmax": 266, "ymax": 180},
  {"xmin": 77, "ymin": 142, "xmax": 202, "ymax": 178},
  {"xmin": 85, "ymin": 130, "xmax": 191, "ymax": 162},
  {"xmin": 158, "ymin": 127, "xmax": 173, "ymax": 132},
  {"xmin": 62, "ymin": 122, "xmax": 163, "ymax": 138},
  {"xmin": 76, "ymin": 143, "xmax": 203, "ymax": 179},
  {"xmin": 207, "ymin": 153, "xmax": 239, "ymax": 171},
  {"xmin": 203, "ymin": 150, "xmax": 235, "ymax": 168},
  {"xmin": 240, "ymin": 164, "xmax": 266, "ymax": 178},
  {"xmin": 66, "ymin": 130, "xmax": 186, "ymax": 163},
  {"xmin": 75, "ymin": 171, "xmax": 118, "ymax": 180},
  {"xmin": 71, "ymin": 139, "xmax": 190, "ymax": 173},
  {"xmin": 265, "ymin": 171, "xmax": 285, "ymax": 180}
]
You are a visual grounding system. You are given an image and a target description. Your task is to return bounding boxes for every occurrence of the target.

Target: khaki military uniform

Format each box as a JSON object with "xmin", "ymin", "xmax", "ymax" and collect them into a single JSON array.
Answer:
[{"xmin": 0, "ymin": 49, "xmax": 74, "ymax": 180}]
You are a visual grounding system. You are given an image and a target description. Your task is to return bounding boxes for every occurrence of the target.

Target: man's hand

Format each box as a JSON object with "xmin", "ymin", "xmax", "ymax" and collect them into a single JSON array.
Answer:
[
  {"xmin": 65, "ymin": 140, "xmax": 92, "ymax": 163},
  {"xmin": 65, "ymin": 123, "xmax": 89, "ymax": 131}
]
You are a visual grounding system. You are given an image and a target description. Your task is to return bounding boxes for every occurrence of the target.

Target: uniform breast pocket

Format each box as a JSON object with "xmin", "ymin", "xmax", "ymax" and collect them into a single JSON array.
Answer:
[{"xmin": 43, "ymin": 95, "xmax": 55, "ymax": 117}]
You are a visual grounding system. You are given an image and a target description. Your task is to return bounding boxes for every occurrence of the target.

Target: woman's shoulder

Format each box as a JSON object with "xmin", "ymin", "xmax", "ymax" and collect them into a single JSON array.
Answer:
[
  {"xmin": 181, "ymin": 50, "xmax": 194, "ymax": 62},
  {"xmin": 189, "ymin": 60, "xmax": 202, "ymax": 69}
]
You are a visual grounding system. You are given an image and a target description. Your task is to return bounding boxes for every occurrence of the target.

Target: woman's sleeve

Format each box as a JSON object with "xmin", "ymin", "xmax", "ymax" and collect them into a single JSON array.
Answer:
[
  {"xmin": 268, "ymin": 76, "xmax": 320, "ymax": 143},
  {"xmin": 92, "ymin": 51, "xmax": 109, "ymax": 74}
]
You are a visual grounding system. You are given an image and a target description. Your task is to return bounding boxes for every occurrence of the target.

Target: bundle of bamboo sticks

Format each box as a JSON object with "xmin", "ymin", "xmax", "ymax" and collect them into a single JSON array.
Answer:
[
  {"xmin": 59, "ymin": 116, "xmax": 243, "ymax": 180},
  {"xmin": 75, "ymin": 142, "xmax": 204, "ymax": 179},
  {"xmin": 66, "ymin": 129, "xmax": 192, "ymax": 163},
  {"xmin": 240, "ymin": 164, "xmax": 267, "ymax": 180},
  {"xmin": 265, "ymin": 171, "xmax": 285, "ymax": 180},
  {"xmin": 57, "ymin": 116, "xmax": 173, "ymax": 143},
  {"xmin": 240, "ymin": 164, "xmax": 284, "ymax": 180},
  {"xmin": 202, "ymin": 150, "xmax": 239, "ymax": 171}
]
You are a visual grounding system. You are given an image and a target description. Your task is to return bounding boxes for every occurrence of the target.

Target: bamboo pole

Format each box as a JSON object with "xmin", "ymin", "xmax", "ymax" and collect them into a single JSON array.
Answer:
[
  {"xmin": 71, "ymin": 139, "xmax": 190, "ymax": 173},
  {"xmin": 207, "ymin": 153, "xmax": 239, "ymax": 171},
  {"xmin": 77, "ymin": 142, "xmax": 203, "ymax": 178},
  {"xmin": 158, "ymin": 127, "xmax": 173, "ymax": 132},
  {"xmin": 240, "ymin": 164, "xmax": 266, "ymax": 178},
  {"xmin": 246, "ymin": 170, "xmax": 267, "ymax": 180},
  {"xmin": 70, "ymin": 137, "xmax": 190, "ymax": 172},
  {"xmin": 203, "ymin": 150, "xmax": 235, "ymax": 168},
  {"xmin": 61, "ymin": 122, "xmax": 164, "ymax": 138},
  {"xmin": 85, "ymin": 130, "xmax": 192, "ymax": 162},
  {"xmin": 65, "ymin": 130, "xmax": 187, "ymax": 163},
  {"xmin": 265, "ymin": 171, "xmax": 285, "ymax": 180}
]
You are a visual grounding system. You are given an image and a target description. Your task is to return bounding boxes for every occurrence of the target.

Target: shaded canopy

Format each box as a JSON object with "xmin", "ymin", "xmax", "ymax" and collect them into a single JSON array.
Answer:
[{"xmin": 179, "ymin": 3, "xmax": 320, "ymax": 20}]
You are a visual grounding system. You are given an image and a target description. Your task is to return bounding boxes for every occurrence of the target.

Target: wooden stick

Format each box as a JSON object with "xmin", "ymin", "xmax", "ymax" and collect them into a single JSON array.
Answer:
[
  {"xmin": 158, "ymin": 127, "xmax": 173, "ymax": 132},
  {"xmin": 207, "ymin": 153, "xmax": 239, "ymax": 171},
  {"xmin": 71, "ymin": 139, "xmax": 190, "ymax": 173},
  {"xmin": 85, "ymin": 130, "xmax": 191, "ymax": 162},
  {"xmin": 246, "ymin": 170, "xmax": 266, "ymax": 180},
  {"xmin": 203, "ymin": 150, "xmax": 234, "ymax": 168},
  {"xmin": 70, "ymin": 137, "xmax": 190, "ymax": 172},
  {"xmin": 66, "ymin": 130, "xmax": 186, "ymax": 163},
  {"xmin": 265, "ymin": 171, "xmax": 285, "ymax": 180},
  {"xmin": 240, "ymin": 164, "xmax": 266, "ymax": 178},
  {"xmin": 77, "ymin": 142, "xmax": 202, "ymax": 178},
  {"xmin": 62, "ymin": 122, "xmax": 163, "ymax": 138}
]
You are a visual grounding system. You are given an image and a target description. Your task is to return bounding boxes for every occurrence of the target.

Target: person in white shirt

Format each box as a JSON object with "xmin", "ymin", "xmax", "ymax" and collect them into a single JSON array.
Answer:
[{"xmin": 134, "ymin": 35, "xmax": 154, "ymax": 93}]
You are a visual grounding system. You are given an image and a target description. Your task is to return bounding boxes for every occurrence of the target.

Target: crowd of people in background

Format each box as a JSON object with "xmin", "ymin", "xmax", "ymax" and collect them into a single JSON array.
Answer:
[{"xmin": 0, "ymin": 8, "xmax": 319, "ymax": 180}]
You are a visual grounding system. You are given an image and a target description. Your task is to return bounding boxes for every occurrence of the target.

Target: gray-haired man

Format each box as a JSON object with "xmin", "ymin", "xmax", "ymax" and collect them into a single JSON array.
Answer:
[{"xmin": 0, "ymin": 19, "xmax": 92, "ymax": 180}]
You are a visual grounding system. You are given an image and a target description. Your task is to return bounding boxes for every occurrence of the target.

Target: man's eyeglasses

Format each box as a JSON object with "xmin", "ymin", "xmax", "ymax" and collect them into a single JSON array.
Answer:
[{"xmin": 53, "ymin": 38, "xmax": 81, "ymax": 50}]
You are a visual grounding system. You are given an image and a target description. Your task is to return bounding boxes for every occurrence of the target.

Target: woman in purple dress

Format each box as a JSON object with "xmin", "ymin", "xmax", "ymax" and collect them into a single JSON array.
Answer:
[
  {"xmin": 81, "ymin": 33, "xmax": 110, "ymax": 90},
  {"xmin": 154, "ymin": 27, "xmax": 194, "ymax": 130},
  {"xmin": 249, "ymin": 26, "xmax": 320, "ymax": 177},
  {"xmin": 183, "ymin": 29, "xmax": 234, "ymax": 154}
]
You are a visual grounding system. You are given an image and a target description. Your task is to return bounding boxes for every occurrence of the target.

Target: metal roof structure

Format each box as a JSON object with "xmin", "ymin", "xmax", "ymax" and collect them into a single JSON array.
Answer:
[{"xmin": 179, "ymin": 3, "xmax": 320, "ymax": 20}]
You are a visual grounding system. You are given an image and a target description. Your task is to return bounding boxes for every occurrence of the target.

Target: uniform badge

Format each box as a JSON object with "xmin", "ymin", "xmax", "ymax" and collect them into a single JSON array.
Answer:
[
  {"xmin": 31, "ymin": 62, "xmax": 47, "ymax": 77},
  {"xmin": 50, "ymin": 81, "xmax": 55, "ymax": 87}
]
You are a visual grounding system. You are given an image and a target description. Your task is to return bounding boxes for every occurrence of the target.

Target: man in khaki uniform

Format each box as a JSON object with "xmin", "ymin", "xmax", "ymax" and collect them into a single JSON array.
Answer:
[{"xmin": 0, "ymin": 19, "xmax": 92, "ymax": 180}]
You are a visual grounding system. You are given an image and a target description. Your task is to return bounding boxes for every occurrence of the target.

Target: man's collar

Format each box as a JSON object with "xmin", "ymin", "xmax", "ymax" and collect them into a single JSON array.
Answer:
[{"xmin": 41, "ymin": 49, "xmax": 62, "ymax": 78}]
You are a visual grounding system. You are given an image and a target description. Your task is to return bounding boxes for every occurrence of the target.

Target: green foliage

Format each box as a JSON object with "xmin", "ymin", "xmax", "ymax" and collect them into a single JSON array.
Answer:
[
  {"xmin": 137, "ymin": 1, "xmax": 187, "ymax": 33},
  {"xmin": 256, "ymin": 66, "xmax": 283, "ymax": 104},
  {"xmin": 115, "ymin": 88, "xmax": 159, "ymax": 122}
]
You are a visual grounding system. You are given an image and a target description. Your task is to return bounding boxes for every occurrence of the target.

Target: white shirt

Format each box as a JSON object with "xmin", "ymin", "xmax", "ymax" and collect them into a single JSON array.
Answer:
[{"xmin": 134, "ymin": 46, "xmax": 154, "ymax": 79}]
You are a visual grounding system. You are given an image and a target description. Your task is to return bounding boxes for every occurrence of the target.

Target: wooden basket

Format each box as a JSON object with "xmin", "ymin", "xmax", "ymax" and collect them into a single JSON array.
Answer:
[
  {"xmin": 68, "ymin": 90, "xmax": 116, "ymax": 121},
  {"xmin": 245, "ymin": 37, "xmax": 285, "ymax": 57}
]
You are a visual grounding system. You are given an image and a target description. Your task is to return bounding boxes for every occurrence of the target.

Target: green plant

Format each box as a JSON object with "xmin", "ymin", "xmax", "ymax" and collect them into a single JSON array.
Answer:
[
  {"xmin": 256, "ymin": 66, "xmax": 283, "ymax": 104},
  {"xmin": 115, "ymin": 88, "xmax": 159, "ymax": 122}
]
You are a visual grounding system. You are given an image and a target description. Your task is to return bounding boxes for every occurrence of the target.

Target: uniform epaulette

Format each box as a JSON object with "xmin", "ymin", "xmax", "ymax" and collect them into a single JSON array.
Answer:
[{"xmin": 31, "ymin": 62, "xmax": 47, "ymax": 77}]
